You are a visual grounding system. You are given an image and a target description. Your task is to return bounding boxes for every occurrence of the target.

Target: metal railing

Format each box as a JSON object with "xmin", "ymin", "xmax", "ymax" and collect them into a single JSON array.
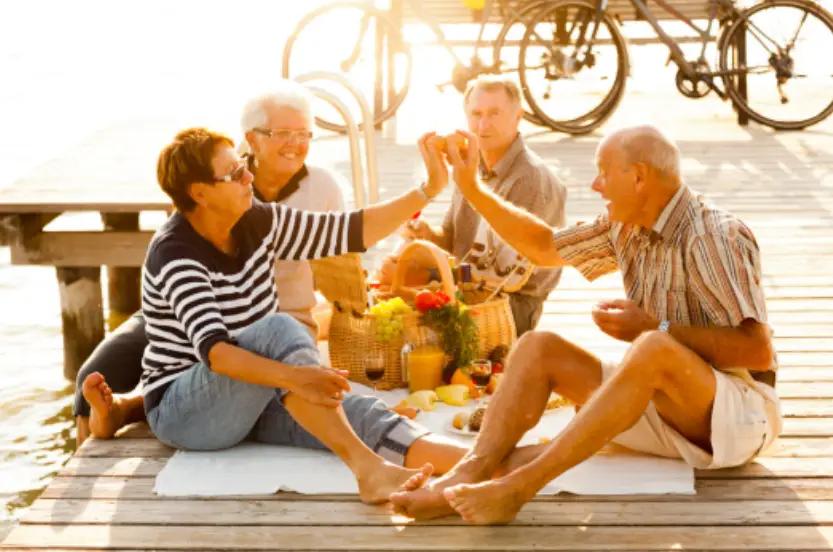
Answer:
[{"xmin": 295, "ymin": 72, "xmax": 379, "ymax": 207}]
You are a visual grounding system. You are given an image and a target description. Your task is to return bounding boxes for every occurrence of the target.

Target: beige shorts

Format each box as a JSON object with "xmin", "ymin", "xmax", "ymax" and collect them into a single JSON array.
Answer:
[{"xmin": 601, "ymin": 361, "xmax": 782, "ymax": 470}]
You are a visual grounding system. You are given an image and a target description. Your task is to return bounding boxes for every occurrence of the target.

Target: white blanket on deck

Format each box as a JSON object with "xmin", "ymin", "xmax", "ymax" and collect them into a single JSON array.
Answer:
[{"xmin": 154, "ymin": 384, "xmax": 694, "ymax": 497}]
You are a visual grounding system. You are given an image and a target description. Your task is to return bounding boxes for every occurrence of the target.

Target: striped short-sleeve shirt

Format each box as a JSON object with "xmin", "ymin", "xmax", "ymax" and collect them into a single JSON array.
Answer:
[
  {"xmin": 552, "ymin": 186, "xmax": 775, "ymax": 382},
  {"xmin": 140, "ymin": 200, "xmax": 364, "ymax": 411}
]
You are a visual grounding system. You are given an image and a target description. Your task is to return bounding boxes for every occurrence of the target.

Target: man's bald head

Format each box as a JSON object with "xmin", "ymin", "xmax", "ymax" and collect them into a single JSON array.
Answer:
[{"xmin": 598, "ymin": 125, "xmax": 681, "ymax": 182}]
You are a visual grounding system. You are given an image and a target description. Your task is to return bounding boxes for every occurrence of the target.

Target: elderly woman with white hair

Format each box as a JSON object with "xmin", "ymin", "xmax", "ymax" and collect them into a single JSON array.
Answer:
[{"xmin": 240, "ymin": 81, "xmax": 348, "ymax": 337}]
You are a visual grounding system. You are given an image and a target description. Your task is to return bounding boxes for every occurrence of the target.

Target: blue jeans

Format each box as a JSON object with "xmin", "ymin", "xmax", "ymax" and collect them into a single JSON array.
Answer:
[{"xmin": 146, "ymin": 313, "xmax": 427, "ymax": 465}]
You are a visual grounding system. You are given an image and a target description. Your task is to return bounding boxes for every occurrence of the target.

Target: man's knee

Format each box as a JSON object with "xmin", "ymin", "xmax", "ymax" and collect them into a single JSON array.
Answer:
[
  {"xmin": 513, "ymin": 330, "xmax": 569, "ymax": 359},
  {"xmin": 507, "ymin": 330, "xmax": 571, "ymax": 375},
  {"xmin": 622, "ymin": 330, "xmax": 682, "ymax": 383}
]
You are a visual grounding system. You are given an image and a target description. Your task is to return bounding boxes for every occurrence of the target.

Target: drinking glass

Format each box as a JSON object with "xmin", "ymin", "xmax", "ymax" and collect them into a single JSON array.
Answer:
[
  {"xmin": 364, "ymin": 352, "xmax": 386, "ymax": 395},
  {"xmin": 467, "ymin": 359, "xmax": 492, "ymax": 406}
]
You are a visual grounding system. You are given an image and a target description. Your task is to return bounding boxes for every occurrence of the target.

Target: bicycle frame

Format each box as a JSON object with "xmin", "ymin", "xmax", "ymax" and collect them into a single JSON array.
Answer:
[
  {"xmin": 389, "ymin": 0, "xmax": 527, "ymax": 67},
  {"xmin": 630, "ymin": 0, "xmax": 726, "ymax": 72}
]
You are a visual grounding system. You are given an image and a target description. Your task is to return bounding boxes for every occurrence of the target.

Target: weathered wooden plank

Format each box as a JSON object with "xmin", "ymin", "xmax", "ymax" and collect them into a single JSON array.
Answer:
[
  {"xmin": 10, "ymin": 230, "xmax": 153, "ymax": 267},
  {"xmin": 39, "ymin": 476, "xmax": 833, "ymax": 502},
  {"xmin": 5, "ymin": 524, "xmax": 833, "ymax": 550},
  {"xmin": 700, "ymin": 457, "xmax": 833, "ymax": 479},
  {"xmin": 780, "ymin": 400, "xmax": 833, "ymax": 417},
  {"xmin": 21, "ymin": 498, "xmax": 833, "ymax": 526},
  {"xmin": 781, "ymin": 418, "xmax": 833, "ymax": 437},
  {"xmin": 772, "ymin": 369, "xmax": 833, "ymax": 383},
  {"xmin": 60, "ymin": 457, "xmax": 166, "ymax": 477},
  {"xmin": 778, "ymin": 383, "xmax": 833, "ymax": 399}
]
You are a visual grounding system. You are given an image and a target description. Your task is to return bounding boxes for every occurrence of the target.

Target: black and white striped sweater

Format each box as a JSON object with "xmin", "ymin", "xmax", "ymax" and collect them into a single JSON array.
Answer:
[{"xmin": 140, "ymin": 200, "xmax": 364, "ymax": 412}]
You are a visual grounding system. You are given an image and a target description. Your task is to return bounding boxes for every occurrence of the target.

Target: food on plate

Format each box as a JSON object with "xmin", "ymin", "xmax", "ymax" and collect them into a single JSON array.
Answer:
[
  {"xmin": 452, "ymin": 411, "xmax": 470, "ymax": 430},
  {"xmin": 435, "ymin": 384, "xmax": 470, "ymax": 406},
  {"xmin": 406, "ymin": 390, "xmax": 439, "ymax": 411},
  {"xmin": 468, "ymin": 406, "xmax": 486, "ymax": 432}
]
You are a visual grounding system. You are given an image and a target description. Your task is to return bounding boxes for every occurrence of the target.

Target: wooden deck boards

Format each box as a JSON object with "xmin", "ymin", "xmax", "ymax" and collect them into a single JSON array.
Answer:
[{"xmin": 3, "ymin": 118, "xmax": 833, "ymax": 551}]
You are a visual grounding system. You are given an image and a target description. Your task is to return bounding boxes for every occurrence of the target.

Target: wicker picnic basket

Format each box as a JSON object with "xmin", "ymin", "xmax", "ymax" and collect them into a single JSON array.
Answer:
[{"xmin": 310, "ymin": 240, "xmax": 519, "ymax": 389}]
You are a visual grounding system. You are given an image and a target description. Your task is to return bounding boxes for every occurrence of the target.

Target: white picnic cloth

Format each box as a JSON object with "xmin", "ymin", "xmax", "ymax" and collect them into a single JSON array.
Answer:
[{"xmin": 154, "ymin": 383, "xmax": 694, "ymax": 497}]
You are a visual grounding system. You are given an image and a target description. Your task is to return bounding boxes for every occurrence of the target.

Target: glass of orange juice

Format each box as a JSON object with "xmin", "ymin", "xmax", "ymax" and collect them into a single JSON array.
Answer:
[{"xmin": 406, "ymin": 344, "xmax": 445, "ymax": 392}]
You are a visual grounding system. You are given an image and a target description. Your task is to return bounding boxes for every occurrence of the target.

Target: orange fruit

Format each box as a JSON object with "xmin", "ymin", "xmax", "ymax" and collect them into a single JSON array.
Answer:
[{"xmin": 450, "ymin": 368, "xmax": 481, "ymax": 398}]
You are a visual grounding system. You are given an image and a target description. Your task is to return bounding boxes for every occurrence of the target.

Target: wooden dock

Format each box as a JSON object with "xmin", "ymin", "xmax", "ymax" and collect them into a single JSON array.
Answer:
[{"xmin": 3, "ymin": 109, "xmax": 833, "ymax": 549}]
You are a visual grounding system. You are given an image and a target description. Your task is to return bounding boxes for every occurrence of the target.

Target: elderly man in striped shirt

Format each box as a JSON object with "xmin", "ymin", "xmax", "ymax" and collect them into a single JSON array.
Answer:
[{"xmin": 391, "ymin": 125, "xmax": 782, "ymax": 524}]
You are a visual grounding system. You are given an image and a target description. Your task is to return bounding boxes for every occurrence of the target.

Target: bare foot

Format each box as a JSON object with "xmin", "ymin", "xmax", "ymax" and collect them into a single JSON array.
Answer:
[
  {"xmin": 498, "ymin": 443, "xmax": 548, "ymax": 476},
  {"xmin": 389, "ymin": 465, "xmax": 478, "ymax": 520},
  {"xmin": 81, "ymin": 372, "xmax": 125, "ymax": 440},
  {"xmin": 358, "ymin": 462, "xmax": 433, "ymax": 505},
  {"xmin": 444, "ymin": 478, "xmax": 532, "ymax": 525}
]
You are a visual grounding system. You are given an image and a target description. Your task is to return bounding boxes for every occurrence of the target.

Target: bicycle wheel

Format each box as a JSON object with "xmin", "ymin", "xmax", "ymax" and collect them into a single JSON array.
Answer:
[
  {"xmin": 518, "ymin": 0, "xmax": 629, "ymax": 134},
  {"xmin": 492, "ymin": 0, "xmax": 552, "ymax": 125},
  {"xmin": 282, "ymin": 2, "xmax": 412, "ymax": 133},
  {"xmin": 719, "ymin": 0, "xmax": 833, "ymax": 130}
]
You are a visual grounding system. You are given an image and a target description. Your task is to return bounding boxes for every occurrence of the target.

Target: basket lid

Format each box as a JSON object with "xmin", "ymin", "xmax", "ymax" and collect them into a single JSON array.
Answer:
[{"xmin": 309, "ymin": 253, "xmax": 368, "ymax": 312}]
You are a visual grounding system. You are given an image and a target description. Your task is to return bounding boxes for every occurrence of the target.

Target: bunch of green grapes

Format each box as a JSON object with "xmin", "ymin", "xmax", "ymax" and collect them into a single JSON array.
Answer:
[{"xmin": 370, "ymin": 297, "xmax": 413, "ymax": 342}]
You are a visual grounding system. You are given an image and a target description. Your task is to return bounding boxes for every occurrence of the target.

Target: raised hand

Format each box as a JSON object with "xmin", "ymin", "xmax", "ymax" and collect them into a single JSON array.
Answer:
[
  {"xmin": 591, "ymin": 299, "xmax": 659, "ymax": 342},
  {"xmin": 418, "ymin": 131, "xmax": 449, "ymax": 198},
  {"xmin": 287, "ymin": 365, "xmax": 352, "ymax": 408},
  {"xmin": 401, "ymin": 218, "xmax": 434, "ymax": 241},
  {"xmin": 445, "ymin": 129, "xmax": 480, "ymax": 196}
]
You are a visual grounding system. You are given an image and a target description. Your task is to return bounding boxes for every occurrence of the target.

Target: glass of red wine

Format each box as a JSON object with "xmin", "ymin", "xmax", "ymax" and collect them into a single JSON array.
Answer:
[
  {"xmin": 467, "ymin": 359, "xmax": 492, "ymax": 406},
  {"xmin": 364, "ymin": 352, "xmax": 386, "ymax": 395}
]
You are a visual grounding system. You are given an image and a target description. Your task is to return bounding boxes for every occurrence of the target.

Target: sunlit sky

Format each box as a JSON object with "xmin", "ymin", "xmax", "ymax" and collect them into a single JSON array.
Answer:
[{"xmin": 2, "ymin": 0, "xmax": 831, "ymax": 188}]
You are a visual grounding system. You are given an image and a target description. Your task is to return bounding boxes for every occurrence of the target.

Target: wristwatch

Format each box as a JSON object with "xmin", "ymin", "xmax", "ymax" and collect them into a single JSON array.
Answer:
[
  {"xmin": 658, "ymin": 319, "xmax": 671, "ymax": 333},
  {"xmin": 416, "ymin": 181, "xmax": 434, "ymax": 201}
]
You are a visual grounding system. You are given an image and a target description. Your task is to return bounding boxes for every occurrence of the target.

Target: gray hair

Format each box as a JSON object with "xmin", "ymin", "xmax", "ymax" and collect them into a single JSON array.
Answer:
[
  {"xmin": 240, "ymin": 80, "xmax": 313, "ymax": 132},
  {"xmin": 607, "ymin": 125, "xmax": 680, "ymax": 179},
  {"xmin": 463, "ymin": 75, "xmax": 522, "ymax": 108}
]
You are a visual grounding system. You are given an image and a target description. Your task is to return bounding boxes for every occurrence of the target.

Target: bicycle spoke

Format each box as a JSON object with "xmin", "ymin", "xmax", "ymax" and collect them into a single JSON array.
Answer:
[
  {"xmin": 720, "ymin": 0, "xmax": 833, "ymax": 129},
  {"xmin": 519, "ymin": 0, "xmax": 627, "ymax": 132},
  {"xmin": 787, "ymin": 9, "xmax": 811, "ymax": 49}
]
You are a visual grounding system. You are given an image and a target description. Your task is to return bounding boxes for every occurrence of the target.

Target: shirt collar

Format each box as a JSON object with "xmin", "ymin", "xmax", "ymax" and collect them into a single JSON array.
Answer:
[
  {"xmin": 479, "ymin": 133, "xmax": 525, "ymax": 182},
  {"xmin": 652, "ymin": 185, "xmax": 695, "ymax": 242},
  {"xmin": 252, "ymin": 164, "xmax": 309, "ymax": 203}
]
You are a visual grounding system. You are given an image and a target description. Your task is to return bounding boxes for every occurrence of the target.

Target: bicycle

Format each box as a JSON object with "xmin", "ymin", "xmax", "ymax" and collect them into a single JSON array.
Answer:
[
  {"xmin": 519, "ymin": 0, "xmax": 833, "ymax": 132},
  {"xmin": 282, "ymin": 0, "xmax": 598, "ymax": 133}
]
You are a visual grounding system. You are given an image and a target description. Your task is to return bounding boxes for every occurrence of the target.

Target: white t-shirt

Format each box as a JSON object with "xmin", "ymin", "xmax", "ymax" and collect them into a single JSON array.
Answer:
[{"xmin": 274, "ymin": 165, "xmax": 347, "ymax": 322}]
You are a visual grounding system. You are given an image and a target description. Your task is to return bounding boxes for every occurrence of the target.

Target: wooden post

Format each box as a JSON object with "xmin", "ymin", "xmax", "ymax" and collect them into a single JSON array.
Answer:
[
  {"xmin": 374, "ymin": 7, "xmax": 386, "ymax": 131},
  {"xmin": 101, "ymin": 213, "xmax": 141, "ymax": 331},
  {"xmin": 735, "ymin": 18, "xmax": 749, "ymax": 126},
  {"xmin": 57, "ymin": 266, "xmax": 104, "ymax": 381},
  {"xmin": 0, "ymin": 216, "xmax": 11, "ymax": 246},
  {"xmin": 387, "ymin": 0, "xmax": 402, "ymax": 123}
]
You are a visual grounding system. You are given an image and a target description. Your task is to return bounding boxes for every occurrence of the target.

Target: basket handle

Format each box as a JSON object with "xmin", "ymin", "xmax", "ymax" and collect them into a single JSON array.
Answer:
[{"xmin": 390, "ymin": 239, "xmax": 457, "ymax": 304}]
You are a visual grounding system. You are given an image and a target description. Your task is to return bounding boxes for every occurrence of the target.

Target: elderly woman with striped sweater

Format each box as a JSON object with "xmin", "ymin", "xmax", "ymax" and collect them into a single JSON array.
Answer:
[{"xmin": 133, "ymin": 127, "xmax": 464, "ymax": 504}]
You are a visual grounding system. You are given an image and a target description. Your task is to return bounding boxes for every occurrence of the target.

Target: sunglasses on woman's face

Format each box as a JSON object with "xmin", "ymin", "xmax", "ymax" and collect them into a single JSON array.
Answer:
[{"xmin": 214, "ymin": 162, "xmax": 248, "ymax": 183}]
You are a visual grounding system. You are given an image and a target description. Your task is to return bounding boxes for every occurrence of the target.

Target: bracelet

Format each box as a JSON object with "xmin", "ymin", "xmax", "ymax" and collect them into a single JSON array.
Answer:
[{"xmin": 416, "ymin": 181, "xmax": 434, "ymax": 201}]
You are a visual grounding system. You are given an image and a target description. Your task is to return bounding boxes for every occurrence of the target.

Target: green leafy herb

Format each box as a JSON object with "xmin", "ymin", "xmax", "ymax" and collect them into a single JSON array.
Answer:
[{"xmin": 420, "ymin": 303, "xmax": 479, "ymax": 370}]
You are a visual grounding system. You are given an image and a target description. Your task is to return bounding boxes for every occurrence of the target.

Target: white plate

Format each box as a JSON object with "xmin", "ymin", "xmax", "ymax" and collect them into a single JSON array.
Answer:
[{"xmin": 445, "ymin": 420, "xmax": 480, "ymax": 438}]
